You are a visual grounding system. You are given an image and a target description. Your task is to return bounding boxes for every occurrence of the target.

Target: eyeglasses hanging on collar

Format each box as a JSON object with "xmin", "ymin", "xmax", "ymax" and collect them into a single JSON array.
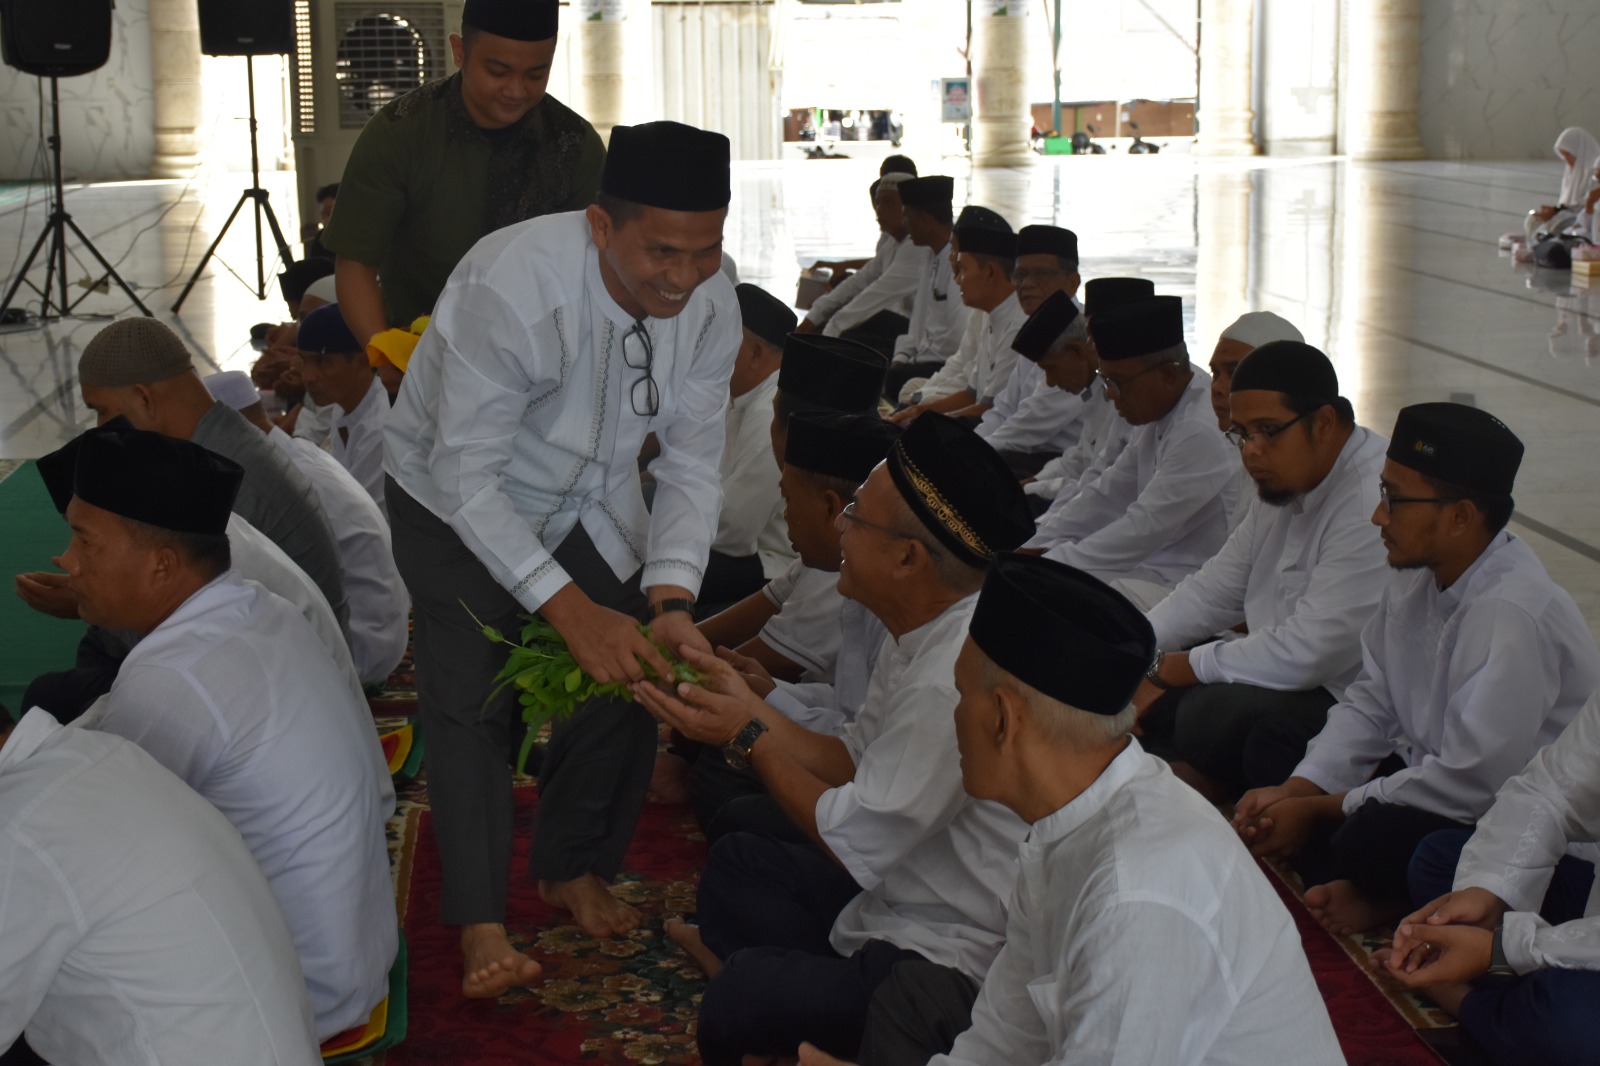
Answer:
[{"xmin": 622, "ymin": 322, "xmax": 660, "ymax": 417}]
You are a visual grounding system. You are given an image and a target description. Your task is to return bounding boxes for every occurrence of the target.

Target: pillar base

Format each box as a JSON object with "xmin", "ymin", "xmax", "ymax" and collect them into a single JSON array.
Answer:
[
  {"xmin": 1348, "ymin": 137, "xmax": 1425, "ymax": 161},
  {"xmin": 1194, "ymin": 135, "xmax": 1260, "ymax": 157}
]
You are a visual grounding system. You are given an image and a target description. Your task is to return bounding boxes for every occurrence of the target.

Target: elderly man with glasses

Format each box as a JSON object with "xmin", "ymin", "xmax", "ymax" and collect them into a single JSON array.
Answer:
[
  {"xmin": 382, "ymin": 121, "xmax": 740, "ymax": 998},
  {"xmin": 1131, "ymin": 341, "xmax": 1390, "ymax": 803},
  {"xmin": 1232, "ymin": 403, "xmax": 1600, "ymax": 939}
]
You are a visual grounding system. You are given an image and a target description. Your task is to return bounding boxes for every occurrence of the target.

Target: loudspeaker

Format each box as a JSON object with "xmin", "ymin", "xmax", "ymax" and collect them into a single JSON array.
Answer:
[
  {"xmin": 198, "ymin": 0, "xmax": 294, "ymax": 57},
  {"xmin": 0, "ymin": 0, "xmax": 113, "ymax": 78}
]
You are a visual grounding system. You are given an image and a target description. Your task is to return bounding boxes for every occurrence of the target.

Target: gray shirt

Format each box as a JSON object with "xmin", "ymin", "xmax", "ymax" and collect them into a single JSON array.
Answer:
[{"xmin": 193, "ymin": 403, "xmax": 348, "ymax": 629}]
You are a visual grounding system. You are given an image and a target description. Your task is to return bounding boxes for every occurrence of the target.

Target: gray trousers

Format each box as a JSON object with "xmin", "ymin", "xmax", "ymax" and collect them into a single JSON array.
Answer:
[
  {"xmin": 388, "ymin": 479, "xmax": 654, "ymax": 925},
  {"xmin": 859, "ymin": 960, "xmax": 981, "ymax": 1066},
  {"xmin": 1139, "ymin": 681, "xmax": 1336, "ymax": 797}
]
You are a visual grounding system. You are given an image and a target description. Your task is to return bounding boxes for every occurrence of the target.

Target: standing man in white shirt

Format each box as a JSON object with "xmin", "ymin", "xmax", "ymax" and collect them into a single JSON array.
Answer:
[
  {"xmin": 1384, "ymin": 690, "xmax": 1600, "ymax": 1065},
  {"xmin": 0, "ymin": 704, "xmax": 320, "ymax": 1064},
  {"xmin": 1027, "ymin": 295, "xmax": 1240, "ymax": 609},
  {"xmin": 382, "ymin": 121, "xmax": 741, "ymax": 995},
  {"xmin": 884, "ymin": 177, "xmax": 969, "ymax": 401},
  {"xmin": 39, "ymin": 424, "xmax": 397, "ymax": 1042},
  {"xmin": 297, "ymin": 304, "xmax": 391, "ymax": 514},
  {"xmin": 632, "ymin": 415, "xmax": 1036, "ymax": 1066},
  {"xmin": 801, "ymin": 173, "xmax": 927, "ymax": 352},
  {"xmin": 802, "ymin": 555, "xmax": 1344, "ymax": 1066},
  {"xmin": 1135, "ymin": 341, "xmax": 1390, "ymax": 801},
  {"xmin": 1234, "ymin": 403, "xmax": 1600, "ymax": 937},
  {"xmin": 700, "ymin": 283, "xmax": 798, "ymax": 611}
]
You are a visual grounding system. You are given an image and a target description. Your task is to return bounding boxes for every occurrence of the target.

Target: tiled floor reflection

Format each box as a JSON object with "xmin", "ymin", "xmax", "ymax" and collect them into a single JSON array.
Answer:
[{"xmin": 3, "ymin": 154, "xmax": 1597, "ymax": 632}]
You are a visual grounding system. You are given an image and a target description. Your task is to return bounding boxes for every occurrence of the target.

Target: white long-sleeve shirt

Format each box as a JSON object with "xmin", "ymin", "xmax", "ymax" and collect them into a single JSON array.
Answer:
[
  {"xmin": 978, "ymin": 357, "xmax": 1087, "ymax": 457},
  {"xmin": 330, "ymin": 375, "xmax": 390, "ymax": 514},
  {"xmin": 758, "ymin": 560, "xmax": 845, "ymax": 682},
  {"xmin": 931, "ymin": 741, "xmax": 1343, "ymax": 1066},
  {"xmin": 1026, "ymin": 386, "xmax": 1129, "ymax": 500},
  {"xmin": 1455, "ymin": 690, "xmax": 1600, "ymax": 974},
  {"xmin": 825, "ymin": 596, "xmax": 1030, "ymax": 980},
  {"xmin": 916, "ymin": 293, "xmax": 1027, "ymax": 404},
  {"xmin": 1030, "ymin": 372, "xmax": 1239, "ymax": 590},
  {"xmin": 1146, "ymin": 427, "xmax": 1390, "ymax": 700},
  {"xmin": 384, "ymin": 210, "xmax": 741, "ymax": 611},
  {"xmin": 1294, "ymin": 533, "xmax": 1600, "ymax": 823},
  {"xmin": 0, "ymin": 710, "xmax": 320, "ymax": 1064},
  {"xmin": 94, "ymin": 574, "xmax": 398, "ymax": 1040},
  {"xmin": 806, "ymin": 233, "xmax": 928, "ymax": 338},
  {"xmin": 765, "ymin": 596, "xmax": 886, "ymax": 735},
  {"xmin": 892, "ymin": 242, "xmax": 970, "ymax": 366},
  {"xmin": 710, "ymin": 373, "xmax": 794, "ymax": 579}
]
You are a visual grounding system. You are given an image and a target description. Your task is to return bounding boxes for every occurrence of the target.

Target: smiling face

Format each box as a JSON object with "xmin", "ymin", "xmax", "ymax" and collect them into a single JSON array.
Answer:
[
  {"xmin": 833, "ymin": 463, "xmax": 908, "ymax": 607},
  {"xmin": 589, "ymin": 203, "xmax": 728, "ymax": 321},
  {"xmin": 1012, "ymin": 253, "xmax": 1080, "ymax": 316},
  {"xmin": 450, "ymin": 30, "xmax": 556, "ymax": 129}
]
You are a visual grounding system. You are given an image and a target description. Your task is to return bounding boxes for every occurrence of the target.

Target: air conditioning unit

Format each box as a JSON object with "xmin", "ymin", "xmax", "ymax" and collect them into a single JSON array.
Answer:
[{"xmin": 288, "ymin": 0, "xmax": 465, "ymax": 219}]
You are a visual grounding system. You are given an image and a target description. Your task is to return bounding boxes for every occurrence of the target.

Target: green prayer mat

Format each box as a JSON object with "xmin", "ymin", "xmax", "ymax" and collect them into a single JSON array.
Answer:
[{"xmin": 0, "ymin": 461, "xmax": 83, "ymax": 713}]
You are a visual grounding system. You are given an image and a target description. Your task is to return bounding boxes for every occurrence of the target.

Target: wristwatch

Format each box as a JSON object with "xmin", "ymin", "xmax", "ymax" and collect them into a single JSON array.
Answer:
[
  {"xmin": 722, "ymin": 718, "xmax": 769, "ymax": 770},
  {"xmin": 1144, "ymin": 650, "xmax": 1170, "ymax": 690},
  {"xmin": 1487, "ymin": 923, "xmax": 1517, "ymax": 978},
  {"xmin": 650, "ymin": 597, "xmax": 697, "ymax": 621}
]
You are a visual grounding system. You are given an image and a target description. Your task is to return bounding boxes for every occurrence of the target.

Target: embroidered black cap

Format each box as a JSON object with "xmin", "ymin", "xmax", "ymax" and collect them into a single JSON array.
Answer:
[{"xmin": 885, "ymin": 412, "xmax": 1034, "ymax": 569}]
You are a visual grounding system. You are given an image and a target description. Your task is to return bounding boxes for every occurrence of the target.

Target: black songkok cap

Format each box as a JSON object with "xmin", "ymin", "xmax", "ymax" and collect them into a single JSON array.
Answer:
[
  {"xmin": 1089, "ymin": 295, "xmax": 1185, "ymax": 361},
  {"xmin": 1083, "ymin": 276, "xmax": 1154, "ymax": 318},
  {"xmin": 880, "ymin": 155, "xmax": 917, "ymax": 178},
  {"xmin": 954, "ymin": 223, "xmax": 1016, "ymax": 260},
  {"xmin": 297, "ymin": 303, "xmax": 362, "ymax": 356},
  {"xmin": 955, "ymin": 205, "xmax": 1009, "ymax": 232},
  {"xmin": 970, "ymin": 554, "xmax": 1156, "ymax": 716},
  {"xmin": 1012, "ymin": 291, "xmax": 1082, "ymax": 362},
  {"xmin": 778, "ymin": 334, "xmax": 888, "ymax": 415},
  {"xmin": 785, "ymin": 412, "xmax": 900, "ymax": 484},
  {"xmin": 601, "ymin": 122, "xmax": 731, "ymax": 213},
  {"xmin": 886, "ymin": 413, "xmax": 1034, "ymax": 568},
  {"xmin": 1387, "ymin": 403, "xmax": 1524, "ymax": 498},
  {"xmin": 463, "ymin": 0, "xmax": 559, "ymax": 41},
  {"xmin": 277, "ymin": 258, "xmax": 333, "ymax": 307},
  {"xmin": 898, "ymin": 176, "xmax": 955, "ymax": 222},
  {"xmin": 735, "ymin": 284, "xmax": 798, "ymax": 351},
  {"xmin": 1230, "ymin": 340, "xmax": 1340, "ymax": 404},
  {"xmin": 37, "ymin": 418, "xmax": 243, "ymax": 536},
  {"xmin": 1015, "ymin": 225, "xmax": 1078, "ymax": 263}
]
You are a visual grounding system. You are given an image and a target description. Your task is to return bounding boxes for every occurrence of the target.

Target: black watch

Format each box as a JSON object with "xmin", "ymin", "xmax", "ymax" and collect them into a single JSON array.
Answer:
[
  {"xmin": 650, "ymin": 597, "xmax": 697, "ymax": 621},
  {"xmin": 723, "ymin": 718, "xmax": 769, "ymax": 770},
  {"xmin": 1487, "ymin": 923, "xmax": 1517, "ymax": 978},
  {"xmin": 1145, "ymin": 650, "xmax": 1170, "ymax": 690}
]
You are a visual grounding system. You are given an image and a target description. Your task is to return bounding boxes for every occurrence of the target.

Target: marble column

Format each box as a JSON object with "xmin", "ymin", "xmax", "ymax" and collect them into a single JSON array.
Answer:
[
  {"xmin": 148, "ymin": 0, "xmax": 202, "ymax": 178},
  {"xmin": 575, "ymin": 0, "xmax": 629, "ymax": 145},
  {"xmin": 1196, "ymin": 0, "xmax": 1258, "ymax": 156},
  {"xmin": 1343, "ymin": 0, "xmax": 1424, "ymax": 160},
  {"xmin": 969, "ymin": 6, "xmax": 1031, "ymax": 168},
  {"xmin": 1195, "ymin": 168, "xmax": 1254, "ymax": 349}
]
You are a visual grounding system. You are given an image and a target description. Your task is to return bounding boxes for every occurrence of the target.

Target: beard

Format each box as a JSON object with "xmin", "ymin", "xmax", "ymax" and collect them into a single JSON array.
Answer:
[{"xmin": 1256, "ymin": 483, "xmax": 1297, "ymax": 507}]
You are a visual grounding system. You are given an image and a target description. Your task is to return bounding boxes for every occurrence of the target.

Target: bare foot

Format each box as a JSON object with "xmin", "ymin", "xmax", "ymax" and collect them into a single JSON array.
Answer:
[
  {"xmin": 460, "ymin": 922, "xmax": 542, "ymax": 999},
  {"xmin": 649, "ymin": 752, "xmax": 692, "ymax": 805},
  {"xmin": 1304, "ymin": 880, "xmax": 1404, "ymax": 937},
  {"xmin": 539, "ymin": 875, "xmax": 643, "ymax": 937},
  {"xmin": 665, "ymin": 916, "xmax": 724, "ymax": 977}
]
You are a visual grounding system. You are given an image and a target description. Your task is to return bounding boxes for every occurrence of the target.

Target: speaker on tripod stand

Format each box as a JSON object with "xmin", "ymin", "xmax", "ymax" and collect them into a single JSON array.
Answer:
[
  {"xmin": 0, "ymin": 0, "xmax": 153, "ymax": 319},
  {"xmin": 171, "ymin": 0, "xmax": 298, "ymax": 314}
]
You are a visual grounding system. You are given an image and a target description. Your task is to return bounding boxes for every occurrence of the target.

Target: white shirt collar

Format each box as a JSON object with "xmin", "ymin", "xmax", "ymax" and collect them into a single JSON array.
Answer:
[{"xmin": 1025, "ymin": 738, "xmax": 1146, "ymax": 847}]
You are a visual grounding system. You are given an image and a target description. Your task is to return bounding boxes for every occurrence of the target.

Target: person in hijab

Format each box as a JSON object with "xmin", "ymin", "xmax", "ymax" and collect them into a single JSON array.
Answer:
[{"xmin": 1523, "ymin": 127, "xmax": 1600, "ymax": 246}]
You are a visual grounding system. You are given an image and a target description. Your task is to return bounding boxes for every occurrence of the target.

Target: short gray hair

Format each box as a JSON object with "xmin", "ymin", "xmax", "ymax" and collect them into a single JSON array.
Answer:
[
  {"xmin": 979, "ymin": 656, "xmax": 1137, "ymax": 746},
  {"xmin": 885, "ymin": 490, "xmax": 987, "ymax": 595}
]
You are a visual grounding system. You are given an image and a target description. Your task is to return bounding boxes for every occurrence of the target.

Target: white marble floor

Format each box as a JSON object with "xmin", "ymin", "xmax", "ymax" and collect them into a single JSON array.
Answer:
[{"xmin": 3, "ymin": 153, "xmax": 1597, "ymax": 633}]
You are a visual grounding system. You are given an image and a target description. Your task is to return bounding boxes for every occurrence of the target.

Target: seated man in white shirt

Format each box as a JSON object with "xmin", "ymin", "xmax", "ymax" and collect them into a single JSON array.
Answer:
[
  {"xmin": 0, "ymin": 702, "xmax": 320, "ymax": 1063},
  {"xmin": 631, "ymin": 414, "xmax": 1036, "ymax": 1066},
  {"xmin": 1134, "ymin": 341, "xmax": 1390, "ymax": 802},
  {"xmin": 884, "ymin": 177, "xmax": 970, "ymax": 401},
  {"xmin": 1383, "ymin": 690, "xmax": 1600, "ymax": 1066},
  {"xmin": 206, "ymin": 369, "xmax": 409, "ymax": 688},
  {"xmin": 699, "ymin": 283, "xmax": 799, "ymax": 611},
  {"xmin": 802, "ymin": 555, "xmax": 1344, "ymax": 1066},
  {"xmin": 1027, "ymin": 295, "xmax": 1240, "ymax": 610},
  {"xmin": 800, "ymin": 173, "xmax": 926, "ymax": 355},
  {"xmin": 1206, "ymin": 312, "xmax": 1306, "ymax": 527},
  {"xmin": 297, "ymin": 303, "xmax": 390, "ymax": 514},
  {"xmin": 39, "ymin": 423, "xmax": 397, "ymax": 1042},
  {"xmin": 1234, "ymin": 403, "xmax": 1600, "ymax": 937}
]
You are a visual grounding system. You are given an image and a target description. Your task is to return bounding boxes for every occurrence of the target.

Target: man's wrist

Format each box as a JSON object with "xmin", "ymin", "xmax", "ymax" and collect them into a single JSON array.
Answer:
[{"xmin": 649, "ymin": 598, "xmax": 696, "ymax": 621}]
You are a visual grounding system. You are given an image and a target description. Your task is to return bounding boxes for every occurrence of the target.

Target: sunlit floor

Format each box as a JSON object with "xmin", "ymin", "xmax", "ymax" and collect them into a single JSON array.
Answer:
[{"xmin": 3, "ymin": 152, "xmax": 1597, "ymax": 635}]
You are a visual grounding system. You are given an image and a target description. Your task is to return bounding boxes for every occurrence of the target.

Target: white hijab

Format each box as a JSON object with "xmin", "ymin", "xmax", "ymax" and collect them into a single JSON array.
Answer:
[{"xmin": 1554, "ymin": 127, "xmax": 1600, "ymax": 206}]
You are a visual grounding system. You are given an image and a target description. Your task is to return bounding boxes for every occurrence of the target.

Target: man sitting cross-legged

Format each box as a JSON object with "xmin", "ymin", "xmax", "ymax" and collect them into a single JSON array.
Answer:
[
  {"xmin": 38, "ymin": 422, "xmax": 398, "ymax": 1042},
  {"xmin": 632, "ymin": 413, "xmax": 1036, "ymax": 1065},
  {"xmin": 799, "ymin": 554, "xmax": 1343, "ymax": 1066},
  {"xmin": 0, "ymin": 701, "xmax": 320, "ymax": 1062},
  {"xmin": 1234, "ymin": 403, "xmax": 1600, "ymax": 936}
]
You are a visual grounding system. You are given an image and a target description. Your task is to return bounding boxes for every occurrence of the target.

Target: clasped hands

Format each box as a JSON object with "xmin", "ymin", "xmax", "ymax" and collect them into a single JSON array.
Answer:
[
  {"xmin": 629, "ymin": 643, "xmax": 773, "ymax": 749},
  {"xmin": 1372, "ymin": 887, "xmax": 1509, "ymax": 991}
]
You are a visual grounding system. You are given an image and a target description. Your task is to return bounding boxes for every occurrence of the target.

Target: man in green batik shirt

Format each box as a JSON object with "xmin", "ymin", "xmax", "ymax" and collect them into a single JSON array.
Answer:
[{"xmin": 323, "ymin": 0, "xmax": 605, "ymax": 352}]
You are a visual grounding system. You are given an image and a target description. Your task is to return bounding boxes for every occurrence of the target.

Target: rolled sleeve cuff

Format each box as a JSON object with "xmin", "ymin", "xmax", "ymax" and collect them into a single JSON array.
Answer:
[
  {"xmin": 510, "ymin": 559, "xmax": 574, "ymax": 613},
  {"xmin": 1185, "ymin": 641, "xmax": 1222, "ymax": 684},
  {"xmin": 1501, "ymin": 912, "xmax": 1546, "ymax": 975},
  {"xmin": 642, "ymin": 557, "xmax": 706, "ymax": 598},
  {"xmin": 814, "ymin": 785, "xmax": 884, "ymax": 892}
]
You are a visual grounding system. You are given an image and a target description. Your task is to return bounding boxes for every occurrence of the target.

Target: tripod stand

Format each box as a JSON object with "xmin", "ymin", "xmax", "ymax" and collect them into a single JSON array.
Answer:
[
  {"xmin": 0, "ymin": 76, "xmax": 152, "ymax": 319},
  {"xmin": 172, "ymin": 56, "xmax": 293, "ymax": 313}
]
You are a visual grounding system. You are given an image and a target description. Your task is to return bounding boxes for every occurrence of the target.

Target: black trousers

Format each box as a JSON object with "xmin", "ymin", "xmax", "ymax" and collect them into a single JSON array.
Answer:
[
  {"xmin": 1294, "ymin": 798, "xmax": 1475, "ymax": 905},
  {"xmin": 884, "ymin": 360, "xmax": 945, "ymax": 403},
  {"xmin": 683, "ymin": 742, "xmax": 808, "ymax": 845},
  {"xmin": 1139, "ymin": 681, "xmax": 1336, "ymax": 797},
  {"xmin": 860, "ymin": 960, "xmax": 982, "ymax": 1066},
  {"xmin": 698, "ymin": 550, "xmax": 768, "ymax": 617},
  {"xmin": 388, "ymin": 479, "xmax": 654, "ymax": 924},
  {"xmin": 838, "ymin": 311, "xmax": 910, "ymax": 362},
  {"xmin": 21, "ymin": 626, "xmax": 128, "ymax": 724}
]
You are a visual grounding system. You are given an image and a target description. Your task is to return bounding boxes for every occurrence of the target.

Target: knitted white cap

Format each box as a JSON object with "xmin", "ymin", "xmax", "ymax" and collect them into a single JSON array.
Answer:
[
  {"xmin": 204, "ymin": 370, "xmax": 261, "ymax": 411},
  {"xmin": 1219, "ymin": 311, "xmax": 1303, "ymax": 349}
]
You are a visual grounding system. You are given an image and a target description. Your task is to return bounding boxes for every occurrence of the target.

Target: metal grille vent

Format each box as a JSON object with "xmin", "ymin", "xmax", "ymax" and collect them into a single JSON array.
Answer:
[
  {"xmin": 333, "ymin": 3, "xmax": 448, "ymax": 129},
  {"xmin": 292, "ymin": 1, "xmax": 316, "ymax": 134}
]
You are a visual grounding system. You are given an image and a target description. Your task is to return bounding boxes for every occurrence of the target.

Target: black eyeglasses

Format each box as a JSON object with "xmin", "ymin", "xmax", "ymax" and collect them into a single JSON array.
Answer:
[
  {"xmin": 622, "ymin": 323, "xmax": 659, "ymax": 418},
  {"xmin": 1377, "ymin": 482, "xmax": 1448, "ymax": 510},
  {"xmin": 1099, "ymin": 361, "xmax": 1166, "ymax": 396},
  {"xmin": 1224, "ymin": 411, "xmax": 1310, "ymax": 449}
]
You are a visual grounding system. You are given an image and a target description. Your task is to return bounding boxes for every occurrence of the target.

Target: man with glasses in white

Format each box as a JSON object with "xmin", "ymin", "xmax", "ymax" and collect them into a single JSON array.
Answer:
[
  {"xmin": 1131, "ymin": 341, "xmax": 1389, "ymax": 803},
  {"xmin": 383, "ymin": 121, "xmax": 740, "ymax": 999},
  {"xmin": 1232, "ymin": 403, "xmax": 1600, "ymax": 939}
]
